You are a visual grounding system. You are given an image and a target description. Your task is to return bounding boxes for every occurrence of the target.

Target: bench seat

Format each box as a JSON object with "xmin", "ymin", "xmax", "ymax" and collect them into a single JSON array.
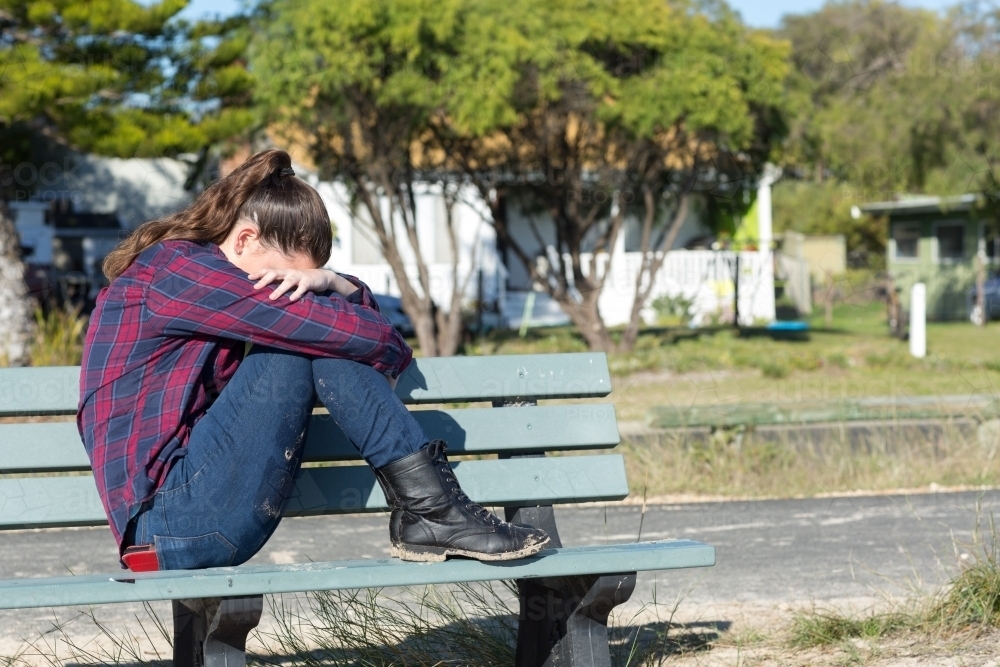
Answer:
[
  {"xmin": 0, "ymin": 352, "xmax": 714, "ymax": 667},
  {"xmin": 0, "ymin": 540, "xmax": 714, "ymax": 609}
]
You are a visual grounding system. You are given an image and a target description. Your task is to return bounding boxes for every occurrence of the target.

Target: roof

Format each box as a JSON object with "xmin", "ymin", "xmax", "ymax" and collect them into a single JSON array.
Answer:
[{"xmin": 857, "ymin": 194, "xmax": 979, "ymax": 216}]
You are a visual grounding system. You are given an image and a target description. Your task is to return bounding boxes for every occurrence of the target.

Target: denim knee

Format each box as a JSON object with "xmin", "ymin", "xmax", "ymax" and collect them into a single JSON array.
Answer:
[{"xmin": 243, "ymin": 346, "xmax": 315, "ymax": 410}]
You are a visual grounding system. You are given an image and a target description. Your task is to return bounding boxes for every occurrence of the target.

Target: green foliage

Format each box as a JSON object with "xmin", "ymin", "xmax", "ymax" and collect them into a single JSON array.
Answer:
[
  {"xmin": 28, "ymin": 305, "xmax": 86, "ymax": 367},
  {"xmin": 0, "ymin": 0, "xmax": 256, "ymax": 171},
  {"xmin": 779, "ymin": 0, "xmax": 1000, "ymax": 199},
  {"xmin": 253, "ymin": 0, "xmax": 792, "ymax": 175},
  {"xmin": 651, "ymin": 294, "xmax": 695, "ymax": 327},
  {"xmin": 789, "ymin": 511, "xmax": 1000, "ymax": 654},
  {"xmin": 790, "ymin": 610, "xmax": 913, "ymax": 648},
  {"xmin": 771, "ymin": 180, "xmax": 886, "ymax": 268},
  {"xmin": 252, "ymin": 0, "xmax": 795, "ymax": 351},
  {"xmin": 930, "ymin": 560, "xmax": 1000, "ymax": 628}
]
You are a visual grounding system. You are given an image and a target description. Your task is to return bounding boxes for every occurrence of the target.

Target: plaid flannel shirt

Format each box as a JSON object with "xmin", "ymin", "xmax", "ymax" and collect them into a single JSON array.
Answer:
[{"xmin": 77, "ymin": 240, "xmax": 412, "ymax": 549}]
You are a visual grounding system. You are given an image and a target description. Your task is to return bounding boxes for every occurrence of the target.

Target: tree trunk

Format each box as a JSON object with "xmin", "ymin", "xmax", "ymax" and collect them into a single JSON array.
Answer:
[
  {"xmin": 433, "ymin": 187, "xmax": 474, "ymax": 357},
  {"xmin": 0, "ymin": 205, "xmax": 35, "ymax": 366},
  {"xmin": 618, "ymin": 192, "xmax": 690, "ymax": 352},
  {"xmin": 480, "ymin": 186, "xmax": 617, "ymax": 352},
  {"xmin": 351, "ymin": 174, "xmax": 469, "ymax": 357},
  {"xmin": 556, "ymin": 291, "xmax": 615, "ymax": 351},
  {"xmin": 976, "ymin": 252, "xmax": 986, "ymax": 327}
]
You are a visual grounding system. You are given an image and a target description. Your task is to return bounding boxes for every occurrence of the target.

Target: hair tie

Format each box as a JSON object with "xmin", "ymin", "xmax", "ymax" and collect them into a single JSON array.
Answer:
[{"xmin": 279, "ymin": 167, "xmax": 295, "ymax": 177}]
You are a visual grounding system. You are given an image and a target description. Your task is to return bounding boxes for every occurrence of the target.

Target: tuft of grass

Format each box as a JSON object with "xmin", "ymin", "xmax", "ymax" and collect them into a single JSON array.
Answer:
[
  {"xmin": 789, "ymin": 610, "xmax": 913, "ymax": 648},
  {"xmin": 789, "ymin": 506, "xmax": 1000, "ymax": 657},
  {"xmin": 257, "ymin": 582, "xmax": 519, "ymax": 666},
  {"xmin": 929, "ymin": 561, "xmax": 1000, "ymax": 629},
  {"xmin": 257, "ymin": 582, "xmax": 716, "ymax": 667},
  {"xmin": 759, "ymin": 361, "xmax": 789, "ymax": 378},
  {"xmin": 29, "ymin": 305, "xmax": 87, "ymax": 367},
  {"xmin": 926, "ymin": 510, "xmax": 1000, "ymax": 630}
]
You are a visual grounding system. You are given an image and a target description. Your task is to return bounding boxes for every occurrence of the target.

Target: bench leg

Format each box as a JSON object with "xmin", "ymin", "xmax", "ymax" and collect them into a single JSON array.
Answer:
[
  {"xmin": 514, "ymin": 573, "xmax": 636, "ymax": 667},
  {"xmin": 173, "ymin": 595, "xmax": 263, "ymax": 667}
]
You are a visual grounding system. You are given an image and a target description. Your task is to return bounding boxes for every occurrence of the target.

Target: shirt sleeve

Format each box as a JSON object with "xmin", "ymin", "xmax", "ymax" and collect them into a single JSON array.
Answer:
[
  {"xmin": 339, "ymin": 273, "xmax": 380, "ymax": 309},
  {"xmin": 145, "ymin": 248, "xmax": 413, "ymax": 378}
]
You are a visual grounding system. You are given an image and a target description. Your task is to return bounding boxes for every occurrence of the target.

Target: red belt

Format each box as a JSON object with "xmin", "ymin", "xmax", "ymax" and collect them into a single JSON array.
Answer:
[{"xmin": 122, "ymin": 545, "xmax": 160, "ymax": 572}]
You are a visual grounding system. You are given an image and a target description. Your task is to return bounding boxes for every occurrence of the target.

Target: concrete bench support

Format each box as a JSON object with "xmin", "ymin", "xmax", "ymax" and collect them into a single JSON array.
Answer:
[
  {"xmin": 497, "ymin": 398, "xmax": 637, "ymax": 667},
  {"xmin": 173, "ymin": 595, "xmax": 264, "ymax": 667}
]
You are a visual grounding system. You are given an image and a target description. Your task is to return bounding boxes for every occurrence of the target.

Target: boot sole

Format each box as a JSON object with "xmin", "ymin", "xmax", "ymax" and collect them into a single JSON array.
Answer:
[{"xmin": 391, "ymin": 536, "xmax": 552, "ymax": 563}]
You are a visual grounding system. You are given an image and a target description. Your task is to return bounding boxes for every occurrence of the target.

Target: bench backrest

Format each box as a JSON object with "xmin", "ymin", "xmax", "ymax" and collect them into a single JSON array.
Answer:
[{"xmin": 0, "ymin": 353, "xmax": 624, "ymax": 530}]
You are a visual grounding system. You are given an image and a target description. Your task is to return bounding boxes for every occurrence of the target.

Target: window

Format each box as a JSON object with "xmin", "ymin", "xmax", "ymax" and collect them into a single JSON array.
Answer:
[
  {"xmin": 935, "ymin": 223, "xmax": 965, "ymax": 262},
  {"xmin": 893, "ymin": 223, "xmax": 920, "ymax": 260}
]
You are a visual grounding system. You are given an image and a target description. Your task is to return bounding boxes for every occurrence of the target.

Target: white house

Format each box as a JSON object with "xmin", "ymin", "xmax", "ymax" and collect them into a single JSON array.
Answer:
[
  {"xmin": 318, "ymin": 172, "xmax": 778, "ymax": 329},
  {"xmin": 10, "ymin": 152, "xmax": 778, "ymax": 328}
]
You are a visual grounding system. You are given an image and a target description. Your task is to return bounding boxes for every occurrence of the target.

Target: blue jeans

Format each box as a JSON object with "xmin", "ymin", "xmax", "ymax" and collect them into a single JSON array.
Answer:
[{"xmin": 125, "ymin": 346, "xmax": 427, "ymax": 570}]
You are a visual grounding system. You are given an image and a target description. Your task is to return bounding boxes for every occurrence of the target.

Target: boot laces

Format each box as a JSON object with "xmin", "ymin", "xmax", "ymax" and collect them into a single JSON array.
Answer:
[{"xmin": 428, "ymin": 440, "xmax": 496, "ymax": 522}]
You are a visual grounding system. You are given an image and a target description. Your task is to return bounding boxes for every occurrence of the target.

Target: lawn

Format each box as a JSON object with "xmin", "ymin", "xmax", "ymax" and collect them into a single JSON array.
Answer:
[{"xmin": 468, "ymin": 298, "xmax": 1000, "ymax": 424}]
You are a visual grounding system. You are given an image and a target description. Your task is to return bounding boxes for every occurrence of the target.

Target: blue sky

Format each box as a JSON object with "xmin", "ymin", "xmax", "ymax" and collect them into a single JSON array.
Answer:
[{"xmin": 174, "ymin": 0, "xmax": 961, "ymax": 28}]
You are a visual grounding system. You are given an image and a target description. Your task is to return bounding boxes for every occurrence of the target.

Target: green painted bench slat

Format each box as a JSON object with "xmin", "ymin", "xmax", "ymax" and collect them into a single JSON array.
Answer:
[
  {"xmin": 0, "ymin": 540, "xmax": 715, "ymax": 609},
  {"xmin": 306, "ymin": 403, "xmax": 620, "ymax": 461},
  {"xmin": 0, "ymin": 404, "xmax": 619, "ymax": 473},
  {"xmin": 0, "ymin": 455, "xmax": 629, "ymax": 529},
  {"xmin": 0, "ymin": 423, "xmax": 91, "ymax": 472},
  {"xmin": 0, "ymin": 353, "xmax": 612, "ymax": 416}
]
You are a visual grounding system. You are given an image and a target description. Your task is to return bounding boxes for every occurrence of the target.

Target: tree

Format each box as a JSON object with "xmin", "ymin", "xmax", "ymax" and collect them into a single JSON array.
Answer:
[
  {"xmin": 779, "ymin": 0, "xmax": 1000, "ymax": 198},
  {"xmin": 0, "ymin": 0, "xmax": 256, "ymax": 364},
  {"xmin": 433, "ymin": 0, "xmax": 790, "ymax": 350},
  {"xmin": 0, "ymin": 205, "xmax": 32, "ymax": 364},
  {"xmin": 252, "ymin": 0, "xmax": 476, "ymax": 357},
  {"xmin": 253, "ymin": 0, "xmax": 789, "ymax": 354},
  {"xmin": 771, "ymin": 180, "xmax": 886, "ymax": 269}
]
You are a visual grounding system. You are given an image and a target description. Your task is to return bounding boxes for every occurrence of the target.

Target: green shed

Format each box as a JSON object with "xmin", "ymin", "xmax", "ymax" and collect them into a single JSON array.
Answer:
[{"xmin": 858, "ymin": 194, "xmax": 999, "ymax": 321}]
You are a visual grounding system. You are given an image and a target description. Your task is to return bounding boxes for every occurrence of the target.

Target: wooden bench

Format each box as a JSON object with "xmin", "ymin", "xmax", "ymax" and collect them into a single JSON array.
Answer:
[{"xmin": 0, "ymin": 352, "xmax": 715, "ymax": 667}]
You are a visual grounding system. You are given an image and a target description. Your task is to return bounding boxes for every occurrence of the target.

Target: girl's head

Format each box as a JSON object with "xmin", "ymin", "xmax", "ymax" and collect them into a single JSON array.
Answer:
[{"xmin": 103, "ymin": 149, "xmax": 332, "ymax": 280}]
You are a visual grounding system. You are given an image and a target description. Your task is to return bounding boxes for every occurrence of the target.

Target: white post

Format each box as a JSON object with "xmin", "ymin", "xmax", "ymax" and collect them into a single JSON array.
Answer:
[
  {"xmin": 756, "ymin": 164, "xmax": 777, "ymax": 252},
  {"xmin": 910, "ymin": 282, "xmax": 926, "ymax": 358},
  {"xmin": 754, "ymin": 164, "xmax": 780, "ymax": 322}
]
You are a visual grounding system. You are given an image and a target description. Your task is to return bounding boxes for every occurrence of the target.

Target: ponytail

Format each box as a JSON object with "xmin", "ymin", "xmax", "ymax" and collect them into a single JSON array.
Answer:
[{"xmin": 103, "ymin": 149, "xmax": 332, "ymax": 280}]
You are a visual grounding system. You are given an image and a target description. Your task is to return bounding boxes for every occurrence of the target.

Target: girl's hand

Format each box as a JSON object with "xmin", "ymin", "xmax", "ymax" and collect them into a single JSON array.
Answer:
[{"xmin": 248, "ymin": 268, "xmax": 337, "ymax": 302}]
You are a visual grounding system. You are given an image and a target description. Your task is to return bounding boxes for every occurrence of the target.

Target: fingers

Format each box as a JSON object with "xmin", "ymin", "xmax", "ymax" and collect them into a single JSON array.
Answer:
[
  {"xmin": 251, "ymin": 269, "xmax": 280, "ymax": 290},
  {"xmin": 269, "ymin": 276, "xmax": 298, "ymax": 301},
  {"xmin": 247, "ymin": 269, "xmax": 317, "ymax": 301}
]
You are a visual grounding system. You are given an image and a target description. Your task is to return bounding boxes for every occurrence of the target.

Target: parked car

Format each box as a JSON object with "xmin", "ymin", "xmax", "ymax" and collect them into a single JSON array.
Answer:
[
  {"xmin": 967, "ymin": 275, "xmax": 1000, "ymax": 324},
  {"xmin": 372, "ymin": 294, "xmax": 416, "ymax": 337}
]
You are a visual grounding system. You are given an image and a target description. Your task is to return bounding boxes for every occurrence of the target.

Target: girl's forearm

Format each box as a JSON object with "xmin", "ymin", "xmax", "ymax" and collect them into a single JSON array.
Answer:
[{"xmin": 327, "ymin": 271, "xmax": 360, "ymax": 299}]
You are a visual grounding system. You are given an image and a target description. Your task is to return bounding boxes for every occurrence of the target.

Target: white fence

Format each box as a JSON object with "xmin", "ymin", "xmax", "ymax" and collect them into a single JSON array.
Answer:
[
  {"xmin": 336, "ymin": 249, "xmax": 776, "ymax": 330},
  {"xmin": 596, "ymin": 249, "xmax": 776, "ymax": 326}
]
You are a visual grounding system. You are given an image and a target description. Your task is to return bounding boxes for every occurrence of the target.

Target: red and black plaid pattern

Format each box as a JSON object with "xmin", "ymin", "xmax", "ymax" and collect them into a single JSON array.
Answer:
[{"xmin": 77, "ymin": 240, "xmax": 412, "ymax": 549}]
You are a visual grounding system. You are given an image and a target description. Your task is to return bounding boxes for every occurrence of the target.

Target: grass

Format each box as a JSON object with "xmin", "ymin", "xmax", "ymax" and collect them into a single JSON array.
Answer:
[
  {"xmin": 618, "ymin": 415, "xmax": 1000, "ymax": 498},
  {"xmin": 0, "ymin": 582, "xmax": 716, "ymax": 667},
  {"xmin": 28, "ymin": 305, "xmax": 87, "ymax": 367},
  {"xmin": 256, "ymin": 581, "xmax": 718, "ymax": 667},
  {"xmin": 470, "ymin": 295, "xmax": 1000, "ymax": 416},
  {"xmin": 786, "ymin": 505, "xmax": 1000, "ymax": 667}
]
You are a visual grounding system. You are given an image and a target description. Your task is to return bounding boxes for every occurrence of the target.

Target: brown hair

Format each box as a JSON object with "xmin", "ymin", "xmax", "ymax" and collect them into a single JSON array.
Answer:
[{"xmin": 103, "ymin": 149, "xmax": 332, "ymax": 281}]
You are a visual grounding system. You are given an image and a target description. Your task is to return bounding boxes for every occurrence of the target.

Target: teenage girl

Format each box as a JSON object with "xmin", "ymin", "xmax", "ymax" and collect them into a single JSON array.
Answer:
[{"xmin": 77, "ymin": 149, "xmax": 549, "ymax": 571}]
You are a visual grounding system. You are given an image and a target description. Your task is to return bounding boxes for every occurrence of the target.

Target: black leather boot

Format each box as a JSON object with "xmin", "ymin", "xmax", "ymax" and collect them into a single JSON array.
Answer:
[{"xmin": 374, "ymin": 440, "xmax": 551, "ymax": 562}]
